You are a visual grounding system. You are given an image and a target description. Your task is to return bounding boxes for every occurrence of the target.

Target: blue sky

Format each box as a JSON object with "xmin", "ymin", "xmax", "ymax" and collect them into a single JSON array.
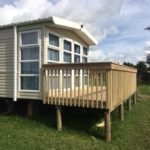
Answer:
[{"xmin": 0, "ymin": 0, "xmax": 150, "ymax": 64}]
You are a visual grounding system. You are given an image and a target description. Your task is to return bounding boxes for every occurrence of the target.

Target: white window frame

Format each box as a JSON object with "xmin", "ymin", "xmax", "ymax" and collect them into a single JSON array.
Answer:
[
  {"xmin": 47, "ymin": 31, "xmax": 61, "ymax": 63},
  {"xmin": 63, "ymin": 38, "xmax": 73, "ymax": 63},
  {"xmin": 19, "ymin": 29, "xmax": 41, "ymax": 92}
]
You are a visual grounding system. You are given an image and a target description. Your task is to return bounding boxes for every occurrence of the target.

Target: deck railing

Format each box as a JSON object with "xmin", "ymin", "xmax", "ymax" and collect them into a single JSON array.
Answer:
[{"xmin": 42, "ymin": 62, "xmax": 137, "ymax": 111}]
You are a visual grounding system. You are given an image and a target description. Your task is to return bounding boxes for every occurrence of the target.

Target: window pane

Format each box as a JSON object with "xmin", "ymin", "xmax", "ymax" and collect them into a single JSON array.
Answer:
[
  {"xmin": 21, "ymin": 62, "xmax": 39, "ymax": 74},
  {"xmin": 21, "ymin": 47, "xmax": 39, "ymax": 60},
  {"xmin": 82, "ymin": 57, "xmax": 87, "ymax": 63},
  {"xmin": 63, "ymin": 77, "xmax": 71, "ymax": 88},
  {"xmin": 64, "ymin": 52, "xmax": 71, "ymax": 62},
  {"xmin": 48, "ymin": 48, "xmax": 59, "ymax": 61},
  {"xmin": 49, "ymin": 33, "xmax": 59, "ymax": 47},
  {"xmin": 64, "ymin": 40, "xmax": 71, "ymax": 51},
  {"xmin": 22, "ymin": 32, "xmax": 38, "ymax": 45},
  {"xmin": 74, "ymin": 44, "xmax": 80, "ymax": 54},
  {"xmin": 74, "ymin": 55, "xmax": 80, "ymax": 63},
  {"xmin": 21, "ymin": 76, "xmax": 39, "ymax": 90},
  {"xmin": 83, "ymin": 47, "xmax": 88, "ymax": 55}
]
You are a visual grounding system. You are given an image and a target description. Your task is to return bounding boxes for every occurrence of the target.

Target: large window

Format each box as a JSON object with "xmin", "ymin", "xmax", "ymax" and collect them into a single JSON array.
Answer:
[{"xmin": 20, "ymin": 30, "xmax": 40, "ymax": 91}]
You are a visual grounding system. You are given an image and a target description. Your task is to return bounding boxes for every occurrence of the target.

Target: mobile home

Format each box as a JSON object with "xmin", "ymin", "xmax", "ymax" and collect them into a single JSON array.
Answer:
[
  {"xmin": 0, "ymin": 16, "xmax": 137, "ymax": 142},
  {"xmin": 0, "ymin": 16, "xmax": 97, "ymax": 101}
]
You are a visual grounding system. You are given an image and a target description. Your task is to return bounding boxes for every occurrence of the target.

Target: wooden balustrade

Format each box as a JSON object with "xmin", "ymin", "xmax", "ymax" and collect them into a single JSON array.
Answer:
[{"xmin": 42, "ymin": 62, "xmax": 137, "ymax": 111}]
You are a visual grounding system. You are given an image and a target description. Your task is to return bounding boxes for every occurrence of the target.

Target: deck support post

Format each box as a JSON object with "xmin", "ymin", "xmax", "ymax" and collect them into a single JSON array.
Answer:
[
  {"xmin": 56, "ymin": 105, "xmax": 62, "ymax": 131},
  {"xmin": 27, "ymin": 101, "xmax": 33, "ymax": 117},
  {"xmin": 133, "ymin": 92, "xmax": 137, "ymax": 105},
  {"xmin": 127, "ymin": 97, "xmax": 132, "ymax": 111},
  {"xmin": 104, "ymin": 110, "xmax": 111, "ymax": 142},
  {"xmin": 7, "ymin": 100, "xmax": 14, "ymax": 114},
  {"xmin": 119, "ymin": 103, "xmax": 124, "ymax": 121}
]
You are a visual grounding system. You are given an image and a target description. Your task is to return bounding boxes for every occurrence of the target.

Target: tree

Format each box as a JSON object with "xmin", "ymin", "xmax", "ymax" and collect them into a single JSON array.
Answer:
[
  {"xmin": 136, "ymin": 61, "xmax": 149, "ymax": 83},
  {"xmin": 123, "ymin": 62, "xmax": 136, "ymax": 68}
]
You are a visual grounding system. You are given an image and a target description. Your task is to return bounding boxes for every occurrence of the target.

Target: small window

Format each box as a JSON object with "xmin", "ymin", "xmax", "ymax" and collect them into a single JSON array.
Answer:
[
  {"xmin": 83, "ymin": 47, "xmax": 88, "ymax": 55},
  {"xmin": 74, "ymin": 44, "xmax": 80, "ymax": 54},
  {"xmin": 21, "ymin": 76, "xmax": 39, "ymax": 90},
  {"xmin": 64, "ymin": 52, "xmax": 71, "ymax": 62},
  {"xmin": 21, "ymin": 47, "xmax": 39, "ymax": 60},
  {"xmin": 74, "ymin": 55, "xmax": 80, "ymax": 63},
  {"xmin": 82, "ymin": 57, "xmax": 87, "ymax": 62},
  {"xmin": 64, "ymin": 40, "xmax": 71, "ymax": 51},
  {"xmin": 49, "ymin": 33, "xmax": 59, "ymax": 47},
  {"xmin": 48, "ymin": 48, "xmax": 59, "ymax": 61},
  {"xmin": 21, "ymin": 32, "xmax": 38, "ymax": 45}
]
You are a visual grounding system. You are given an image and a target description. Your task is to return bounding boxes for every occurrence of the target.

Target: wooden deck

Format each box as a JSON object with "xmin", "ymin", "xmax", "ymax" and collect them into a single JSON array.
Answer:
[
  {"xmin": 42, "ymin": 62, "xmax": 137, "ymax": 142},
  {"xmin": 42, "ymin": 62, "xmax": 137, "ymax": 111}
]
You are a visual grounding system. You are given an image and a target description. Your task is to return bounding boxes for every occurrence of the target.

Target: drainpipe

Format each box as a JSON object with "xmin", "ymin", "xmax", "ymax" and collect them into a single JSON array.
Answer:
[{"xmin": 13, "ymin": 25, "xmax": 17, "ymax": 101}]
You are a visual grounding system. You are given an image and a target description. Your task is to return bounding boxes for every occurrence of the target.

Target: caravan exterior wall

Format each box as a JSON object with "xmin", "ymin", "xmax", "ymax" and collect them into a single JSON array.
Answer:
[
  {"xmin": 0, "ymin": 28, "xmax": 14, "ymax": 98},
  {"xmin": 0, "ymin": 23, "xmax": 89, "ymax": 101}
]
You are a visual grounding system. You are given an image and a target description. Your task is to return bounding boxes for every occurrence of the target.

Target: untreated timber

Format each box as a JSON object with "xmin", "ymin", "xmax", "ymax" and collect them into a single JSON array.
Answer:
[
  {"xmin": 104, "ymin": 110, "xmax": 111, "ymax": 142},
  {"xmin": 56, "ymin": 105, "xmax": 62, "ymax": 131}
]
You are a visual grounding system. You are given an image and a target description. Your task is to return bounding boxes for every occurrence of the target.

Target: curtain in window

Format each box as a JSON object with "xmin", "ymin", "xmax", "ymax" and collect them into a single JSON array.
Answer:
[
  {"xmin": 74, "ymin": 55, "xmax": 80, "ymax": 63},
  {"xmin": 48, "ymin": 48, "xmax": 59, "ymax": 61},
  {"xmin": 83, "ymin": 47, "xmax": 88, "ymax": 55},
  {"xmin": 22, "ymin": 32, "xmax": 38, "ymax": 45},
  {"xmin": 21, "ymin": 76, "xmax": 39, "ymax": 90},
  {"xmin": 21, "ymin": 47, "xmax": 39, "ymax": 60},
  {"xmin": 82, "ymin": 57, "xmax": 87, "ymax": 62},
  {"xmin": 74, "ymin": 44, "xmax": 80, "ymax": 54},
  {"xmin": 64, "ymin": 52, "xmax": 71, "ymax": 62},
  {"xmin": 64, "ymin": 40, "xmax": 71, "ymax": 51},
  {"xmin": 49, "ymin": 34, "xmax": 59, "ymax": 47},
  {"xmin": 21, "ymin": 62, "xmax": 39, "ymax": 74}
]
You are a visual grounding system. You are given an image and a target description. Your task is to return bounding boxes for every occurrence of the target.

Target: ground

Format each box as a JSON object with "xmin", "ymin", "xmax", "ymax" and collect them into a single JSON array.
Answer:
[{"xmin": 0, "ymin": 83, "xmax": 150, "ymax": 150}]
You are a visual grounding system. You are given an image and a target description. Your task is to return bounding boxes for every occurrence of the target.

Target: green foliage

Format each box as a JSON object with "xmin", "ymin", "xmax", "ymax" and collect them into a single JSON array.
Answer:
[
  {"xmin": 123, "ymin": 62, "xmax": 136, "ymax": 68},
  {"xmin": 123, "ymin": 61, "xmax": 150, "ymax": 83},
  {"xmin": 136, "ymin": 61, "xmax": 148, "ymax": 74}
]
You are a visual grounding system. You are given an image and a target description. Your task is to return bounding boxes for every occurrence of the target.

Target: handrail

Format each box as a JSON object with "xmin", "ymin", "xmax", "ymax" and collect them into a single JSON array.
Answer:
[{"xmin": 42, "ymin": 62, "xmax": 137, "ymax": 73}]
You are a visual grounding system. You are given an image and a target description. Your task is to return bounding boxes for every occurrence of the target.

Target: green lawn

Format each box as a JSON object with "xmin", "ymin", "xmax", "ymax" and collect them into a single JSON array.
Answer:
[
  {"xmin": 138, "ymin": 82, "xmax": 150, "ymax": 96},
  {"xmin": 0, "ymin": 84, "xmax": 150, "ymax": 150}
]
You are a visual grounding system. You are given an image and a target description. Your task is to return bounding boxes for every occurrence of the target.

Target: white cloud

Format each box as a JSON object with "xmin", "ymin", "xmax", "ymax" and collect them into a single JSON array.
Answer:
[
  {"xmin": 89, "ymin": 48, "xmax": 107, "ymax": 62},
  {"xmin": 0, "ymin": 0, "xmax": 149, "ymax": 64}
]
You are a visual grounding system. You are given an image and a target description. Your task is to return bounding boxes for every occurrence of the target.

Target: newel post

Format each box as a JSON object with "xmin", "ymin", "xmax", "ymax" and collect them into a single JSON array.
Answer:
[{"xmin": 105, "ymin": 70, "xmax": 113, "ymax": 142}]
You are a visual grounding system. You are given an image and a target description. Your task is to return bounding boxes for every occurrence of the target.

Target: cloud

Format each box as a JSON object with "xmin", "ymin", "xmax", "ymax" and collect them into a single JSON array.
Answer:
[
  {"xmin": 0, "ymin": 0, "xmax": 149, "ymax": 64},
  {"xmin": 0, "ymin": 0, "xmax": 122, "ymax": 38},
  {"xmin": 89, "ymin": 48, "xmax": 107, "ymax": 62}
]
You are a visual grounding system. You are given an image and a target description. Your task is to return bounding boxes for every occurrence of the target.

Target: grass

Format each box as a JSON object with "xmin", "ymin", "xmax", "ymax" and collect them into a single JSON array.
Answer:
[
  {"xmin": 138, "ymin": 82, "xmax": 150, "ymax": 96},
  {"xmin": 0, "ymin": 83, "xmax": 150, "ymax": 150}
]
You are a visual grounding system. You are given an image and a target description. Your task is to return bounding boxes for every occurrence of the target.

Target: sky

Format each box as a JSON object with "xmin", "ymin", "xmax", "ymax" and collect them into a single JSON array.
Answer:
[{"xmin": 0, "ymin": 0, "xmax": 150, "ymax": 64}]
